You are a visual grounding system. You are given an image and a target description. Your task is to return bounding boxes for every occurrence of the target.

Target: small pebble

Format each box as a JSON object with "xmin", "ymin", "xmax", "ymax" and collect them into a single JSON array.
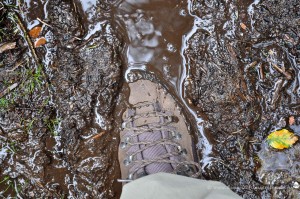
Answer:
[{"xmin": 293, "ymin": 181, "xmax": 299, "ymax": 189}]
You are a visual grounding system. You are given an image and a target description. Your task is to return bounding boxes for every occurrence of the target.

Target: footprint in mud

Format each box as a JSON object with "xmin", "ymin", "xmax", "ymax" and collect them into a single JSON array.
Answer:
[
  {"xmin": 184, "ymin": 1, "xmax": 300, "ymax": 198},
  {"xmin": 39, "ymin": 0, "xmax": 123, "ymax": 198}
]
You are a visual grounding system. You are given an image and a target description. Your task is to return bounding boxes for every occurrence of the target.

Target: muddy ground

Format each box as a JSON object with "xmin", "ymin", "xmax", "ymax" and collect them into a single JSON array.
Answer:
[{"xmin": 0, "ymin": 0, "xmax": 300, "ymax": 198}]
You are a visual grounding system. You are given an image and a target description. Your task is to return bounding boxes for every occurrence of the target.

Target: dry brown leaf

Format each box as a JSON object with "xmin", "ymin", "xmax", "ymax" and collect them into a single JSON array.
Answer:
[
  {"xmin": 289, "ymin": 116, "xmax": 295, "ymax": 126},
  {"xmin": 29, "ymin": 26, "xmax": 42, "ymax": 39},
  {"xmin": 240, "ymin": 23, "xmax": 247, "ymax": 30},
  {"xmin": 34, "ymin": 37, "xmax": 47, "ymax": 48}
]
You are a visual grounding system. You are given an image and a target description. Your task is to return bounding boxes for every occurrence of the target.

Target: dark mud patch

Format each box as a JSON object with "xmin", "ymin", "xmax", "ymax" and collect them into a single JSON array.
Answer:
[
  {"xmin": 185, "ymin": 0, "xmax": 300, "ymax": 198},
  {"xmin": 1, "ymin": 0, "xmax": 123, "ymax": 198},
  {"xmin": 0, "ymin": 0, "xmax": 300, "ymax": 198}
]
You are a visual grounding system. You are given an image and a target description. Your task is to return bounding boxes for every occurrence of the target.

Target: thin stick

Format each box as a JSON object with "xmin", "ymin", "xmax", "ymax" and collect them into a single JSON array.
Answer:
[
  {"xmin": 37, "ymin": 17, "xmax": 81, "ymax": 41},
  {"xmin": 91, "ymin": 131, "xmax": 106, "ymax": 140},
  {"xmin": 0, "ymin": 83, "xmax": 18, "ymax": 98},
  {"xmin": 37, "ymin": 17, "xmax": 53, "ymax": 28},
  {"xmin": 12, "ymin": 11, "xmax": 51, "ymax": 90},
  {"xmin": 13, "ymin": 12, "xmax": 39, "ymax": 64},
  {"xmin": 245, "ymin": 61, "xmax": 257, "ymax": 71},
  {"xmin": 271, "ymin": 63, "xmax": 292, "ymax": 80},
  {"xmin": 231, "ymin": 129, "xmax": 243, "ymax": 134},
  {"xmin": 6, "ymin": 59, "xmax": 25, "ymax": 72},
  {"xmin": 0, "ymin": 42, "xmax": 16, "ymax": 53},
  {"xmin": 259, "ymin": 63, "xmax": 264, "ymax": 81}
]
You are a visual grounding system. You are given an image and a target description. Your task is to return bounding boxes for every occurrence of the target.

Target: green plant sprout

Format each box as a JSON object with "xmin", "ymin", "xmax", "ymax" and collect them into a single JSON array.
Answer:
[
  {"xmin": 0, "ymin": 176, "xmax": 22, "ymax": 197},
  {"xmin": 45, "ymin": 118, "xmax": 60, "ymax": 136},
  {"xmin": 0, "ymin": 98, "xmax": 9, "ymax": 109}
]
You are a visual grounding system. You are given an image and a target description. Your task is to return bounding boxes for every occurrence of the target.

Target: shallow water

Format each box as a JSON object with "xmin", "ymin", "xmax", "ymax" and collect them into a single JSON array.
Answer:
[
  {"xmin": 115, "ymin": 0, "xmax": 216, "ymax": 167},
  {"xmin": 116, "ymin": 0, "xmax": 192, "ymax": 86}
]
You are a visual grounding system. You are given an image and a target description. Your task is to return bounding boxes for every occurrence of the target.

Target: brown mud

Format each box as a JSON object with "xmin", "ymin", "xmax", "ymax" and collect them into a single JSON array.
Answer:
[{"xmin": 0, "ymin": 0, "xmax": 300, "ymax": 198}]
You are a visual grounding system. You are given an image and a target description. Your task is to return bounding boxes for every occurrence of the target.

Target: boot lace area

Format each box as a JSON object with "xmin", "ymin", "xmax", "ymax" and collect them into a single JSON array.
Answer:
[{"xmin": 119, "ymin": 101, "xmax": 201, "ymax": 181}]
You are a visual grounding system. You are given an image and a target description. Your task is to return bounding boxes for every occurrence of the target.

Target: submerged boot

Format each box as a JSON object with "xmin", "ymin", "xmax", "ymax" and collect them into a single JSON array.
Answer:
[{"xmin": 118, "ymin": 79, "xmax": 201, "ymax": 182}]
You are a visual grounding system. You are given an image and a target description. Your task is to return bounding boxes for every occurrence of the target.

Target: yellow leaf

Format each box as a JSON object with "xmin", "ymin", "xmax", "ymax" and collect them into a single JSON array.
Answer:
[{"xmin": 267, "ymin": 129, "xmax": 298, "ymax": 149}]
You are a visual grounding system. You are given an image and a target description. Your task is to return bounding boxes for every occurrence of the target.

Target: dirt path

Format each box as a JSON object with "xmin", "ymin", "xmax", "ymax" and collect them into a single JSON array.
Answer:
[{"xmin": 0, "ymin": 0, "xmax": 300, "ymax": 198}]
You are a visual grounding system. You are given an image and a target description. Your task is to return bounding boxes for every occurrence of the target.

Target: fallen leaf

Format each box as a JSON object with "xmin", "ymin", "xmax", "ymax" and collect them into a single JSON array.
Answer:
[
  {"xmin": 267, "ymin": 129, "xmax": 298, "ymax": 149},
  {"xmin": 240, "ymin": 23, "xmax": 247, "ymax": 30},
  {"xmin": 289, "ymin": 116, "xmax": 295, "ymax": 126},
  {"xmin": 29, "ymin": 26, "xmax": 42, "ymax": 39},
  {"xmin": 34, "ymin": 37, "xmax": 47, "ymax": 48}
]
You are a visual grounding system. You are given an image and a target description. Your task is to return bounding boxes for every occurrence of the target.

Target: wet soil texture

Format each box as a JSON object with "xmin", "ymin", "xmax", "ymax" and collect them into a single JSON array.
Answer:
[{"xmin": 0, "ymin": 0, "xmax": 300, "ymax": 198}]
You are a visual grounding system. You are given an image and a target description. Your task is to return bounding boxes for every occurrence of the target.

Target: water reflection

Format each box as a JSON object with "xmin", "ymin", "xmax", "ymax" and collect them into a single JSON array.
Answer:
[{"xmin": 116, "ymin": 0, "xmax": 193, "ymax": 87}]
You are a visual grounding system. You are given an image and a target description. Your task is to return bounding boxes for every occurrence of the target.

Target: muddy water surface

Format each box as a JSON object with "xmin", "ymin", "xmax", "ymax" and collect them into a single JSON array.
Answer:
[
  {"xmin": 115, "ymin": 0, "xmax": 216, "ymax": 168},
  {"xmin": 116, "ymin": 0, "xmax": 192, "ymax": 86}
]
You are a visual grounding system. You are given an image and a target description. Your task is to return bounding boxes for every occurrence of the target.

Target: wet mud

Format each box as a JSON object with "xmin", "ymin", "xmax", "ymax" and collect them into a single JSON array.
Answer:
[{"xmin": 0, "ymin": 0, "xmax": 300, "ymax": 198}]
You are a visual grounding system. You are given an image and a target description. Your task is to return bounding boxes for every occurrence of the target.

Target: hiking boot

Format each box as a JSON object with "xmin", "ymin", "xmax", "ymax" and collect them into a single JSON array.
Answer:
[{"xmin": 118, "ymin": 79, "xmax": 200, "ymax": 182}]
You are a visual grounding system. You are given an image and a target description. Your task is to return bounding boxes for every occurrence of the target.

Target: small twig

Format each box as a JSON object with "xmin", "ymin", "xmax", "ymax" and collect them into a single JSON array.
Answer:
[
  {"xmin": 248, "ymin": 139, "xmax": 259, "ymax": 143},
  {"xmin": 37, "ymin": 18, "xmax": 82, "ymax": 42},
  {"xmin": 271, "ymin": 78, "xmax": 283, "ymax": 108},
  {"xmin": 90, "ymin": 131, "xmax": 106, "ymax": 140},
  {"xmin": 6, "ymin": 59, "xmax": 25, "ymax": 72},
  {"xmin": 271, "ymin": 63, "xmax": 292, "ymax": 80},
  {"xmin": 231, "ymin": 129, "xmax": 243, "ymax": 134},
  {"xmin": 226, "ymin": 43, "xmax": 237, "ymax": 62},
  {"xmin": 0, "ymin": 83, "xmax": 18, "ymax": 98},
  {"xmin": 234, "ymin": 39, "xmax": 253, "ymax": 44},
  {"xmin": 0, "ymin": 126, "xmax": 6, "ymax": 136},
  {"xmin": 17, "ymin": 1, "xmax": 22, "ymax": 14},
  {"xmin": 244, "ymin": 61, "xmax": 257, "ymax": 71},
  {"xmin": 0, "ymin": 67, "xmax": 37, "ymax": 98},
  {"xmin": 73, "ymin": 36, "xmax": 82, "ymax": 40},
  {"xmin": 0, "ymin": 42, "xmax": 16, "ymax": 53},
  {"xmin": 288, "ymin": 103, "xmax": 300, "ymax": 108},
  {"xmin": 13, "ymin": 12, "xmax": 39, "ymax": 64},
  {"xmin": 37, "ymin": 17, "xmax": 53, "ymax": 28},
  {"xmin": 258, "ymin": 63, "xmax": 264, "ymax": 81},
  {"xmin": 14, "ymin": 107, "xmax": 40, "ymax": 111},
  {"xmin": 12, "ymin": 11, "xmax": 52, "ymax": 92},
  {"xmin": 0, "ymin": 2, "xmax": 4, "ymax": 11}
]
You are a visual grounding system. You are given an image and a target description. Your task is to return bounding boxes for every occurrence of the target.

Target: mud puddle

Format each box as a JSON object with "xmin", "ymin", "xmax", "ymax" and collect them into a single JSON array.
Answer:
[
  {"xmin": 115, "ymin": 0, "xmax": 192, "ymax": 86},
  {"xmin": 115, "ymin": 0, "xmax": 215, "ymax": 168},
  {"xmin": 1, "ymin": 0, "xmax": 300, "ymax": 198}
]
